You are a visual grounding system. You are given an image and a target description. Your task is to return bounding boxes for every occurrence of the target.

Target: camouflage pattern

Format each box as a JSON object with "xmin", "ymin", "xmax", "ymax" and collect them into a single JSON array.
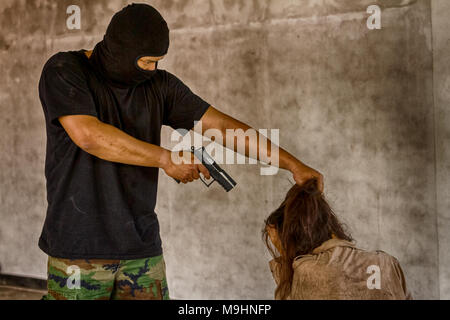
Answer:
[{"xmin": 42, "ymin": 255, "xmax": 170, "ymax": 300}]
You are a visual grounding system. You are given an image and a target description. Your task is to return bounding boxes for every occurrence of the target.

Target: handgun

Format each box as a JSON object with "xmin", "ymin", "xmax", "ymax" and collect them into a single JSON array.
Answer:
[{"xmin": 174, "ymin": 146, "xmax": 237, "ymax": 192}]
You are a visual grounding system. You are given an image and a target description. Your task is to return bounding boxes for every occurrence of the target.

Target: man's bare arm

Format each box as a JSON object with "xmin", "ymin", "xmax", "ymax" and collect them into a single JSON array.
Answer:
[
  {"xmin": 59, "ymin": 115, "xmax": 210, "ymax": 183},
  {"xmin": 196, "ymin": 106, "xmax": 324, "ymax": 190},
  {"xmin": 59, "ymin": 115, "xmax": 168, "ymax": 167}
]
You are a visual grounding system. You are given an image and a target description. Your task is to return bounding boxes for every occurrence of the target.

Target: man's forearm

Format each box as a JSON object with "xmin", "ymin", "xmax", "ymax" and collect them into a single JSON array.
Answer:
[
  {"xmin": 227, "ymin": 120, "xmax": 300, "ymax": 171},
  {"xmin": 199, "ymin": 108, "xmax": 300, "ymax": 171},
  {"xmin": 82, "ymin": 121, "xmax": 169, "ymax": 168},
  {"xmin": 198, "ymin": 107, "xmax": 324, "ymax": 189}
]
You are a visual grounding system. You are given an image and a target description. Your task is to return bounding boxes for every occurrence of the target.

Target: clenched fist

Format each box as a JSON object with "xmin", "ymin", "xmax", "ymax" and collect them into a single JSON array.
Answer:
[{"xmin": 161, "ymin": 150, "xmax": 211, "ymax": 184}]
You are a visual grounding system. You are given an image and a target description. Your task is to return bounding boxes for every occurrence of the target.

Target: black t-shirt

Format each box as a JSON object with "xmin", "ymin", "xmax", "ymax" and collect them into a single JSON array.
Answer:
[{"xmin": 38, "ymin": 50, "xmax": 210, "ymax": 259}]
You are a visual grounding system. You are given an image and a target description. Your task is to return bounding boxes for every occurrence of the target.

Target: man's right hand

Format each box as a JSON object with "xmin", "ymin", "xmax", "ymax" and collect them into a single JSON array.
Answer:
[{"xmin": 160, "ymin": 150, "xmax": 211, "ymax": 184}]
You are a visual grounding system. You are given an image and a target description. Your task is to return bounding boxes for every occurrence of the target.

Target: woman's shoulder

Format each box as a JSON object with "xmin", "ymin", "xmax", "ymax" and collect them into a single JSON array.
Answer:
[{"xmin": 292, "ymin": 239, "xmax": 357, "ymax": 266}]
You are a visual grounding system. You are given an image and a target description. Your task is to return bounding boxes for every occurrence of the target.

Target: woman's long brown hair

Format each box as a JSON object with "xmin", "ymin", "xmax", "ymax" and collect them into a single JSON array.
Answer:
[{"xmin": 262, "ymin": 179, "xmax": 353, "ymax": 299}]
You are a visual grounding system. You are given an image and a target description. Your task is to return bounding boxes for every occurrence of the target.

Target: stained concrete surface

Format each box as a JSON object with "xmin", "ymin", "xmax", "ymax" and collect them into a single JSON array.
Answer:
[
  {"xmin": 0, "ymin": 0, "xmax": 448, "ymax": 299},
  {"xmin": 432, "ymin": 0, "xmax": 450, "ymax": 300}
]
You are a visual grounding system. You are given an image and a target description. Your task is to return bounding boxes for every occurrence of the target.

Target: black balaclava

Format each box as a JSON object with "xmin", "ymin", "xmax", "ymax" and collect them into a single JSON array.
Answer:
[{"xmin": 90, "ymin": 3, "xmax": 170, "ymax": 87}]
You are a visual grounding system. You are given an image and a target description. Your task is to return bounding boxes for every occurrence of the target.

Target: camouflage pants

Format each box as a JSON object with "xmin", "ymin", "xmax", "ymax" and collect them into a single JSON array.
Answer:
[{"xmin": 42, "ymin": 255, "xmax": 170, "ymax": 300}]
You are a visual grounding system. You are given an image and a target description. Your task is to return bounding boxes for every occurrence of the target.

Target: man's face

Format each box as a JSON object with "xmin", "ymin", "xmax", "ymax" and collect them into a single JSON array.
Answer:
[{"xmin": 137, "ymin": 55, "xmax": 165, "ymax": 71}]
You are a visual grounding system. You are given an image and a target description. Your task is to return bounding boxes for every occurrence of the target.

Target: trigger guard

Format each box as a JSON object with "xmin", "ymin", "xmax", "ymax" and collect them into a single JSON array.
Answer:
[{"xmin": 199, "ymin": 173, "xmax": 215, "ymax": 187}]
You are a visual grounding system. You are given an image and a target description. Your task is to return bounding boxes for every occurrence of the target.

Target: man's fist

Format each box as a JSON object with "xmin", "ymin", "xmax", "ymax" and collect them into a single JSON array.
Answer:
[
  {"xmin": 290, "ymin": 161, "xmax": 324, "ymax": 193},
  {"xmin": 161, "ymin": 150, "xmax": 211, "ymax": 184}
]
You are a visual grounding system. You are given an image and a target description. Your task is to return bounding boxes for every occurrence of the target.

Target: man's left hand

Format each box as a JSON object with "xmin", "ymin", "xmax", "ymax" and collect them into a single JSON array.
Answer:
[{"xmin": 290, "ymin": 161, "xmax": 324, "ymax": 192}]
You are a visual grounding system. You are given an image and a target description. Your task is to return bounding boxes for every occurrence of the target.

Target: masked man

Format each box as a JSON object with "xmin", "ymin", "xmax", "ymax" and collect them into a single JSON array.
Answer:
[{"xmin": 38, "ymin": 4, "xmax": 323, "ymax": 300}]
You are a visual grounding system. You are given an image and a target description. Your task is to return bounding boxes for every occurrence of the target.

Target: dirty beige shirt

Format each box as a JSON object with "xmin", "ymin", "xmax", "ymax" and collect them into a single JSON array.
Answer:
[{"xmin": 269, "ymin": 239, "xmax": 412, "ymax": 300}]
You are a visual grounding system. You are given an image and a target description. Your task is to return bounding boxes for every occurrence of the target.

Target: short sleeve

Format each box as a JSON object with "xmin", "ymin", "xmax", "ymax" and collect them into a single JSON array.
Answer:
[
  {"xmin": 39, "ymin": 53, "xmax": 98, "ymax": 128},
  {"xmin": 163, "ymin": 71, "xmax": 211, "ymax": 131}
]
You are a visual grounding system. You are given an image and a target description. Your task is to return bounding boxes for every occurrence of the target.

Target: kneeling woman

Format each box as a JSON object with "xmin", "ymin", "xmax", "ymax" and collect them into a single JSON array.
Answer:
[{"xmin": 263, "ymin": 179, "xmax": 412, "ymax": 300}]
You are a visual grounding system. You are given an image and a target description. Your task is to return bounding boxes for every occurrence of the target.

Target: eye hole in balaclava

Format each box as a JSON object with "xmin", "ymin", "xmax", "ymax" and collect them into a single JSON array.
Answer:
[
  {"xmin": 90, "ymin": 3, "xmax": 170, "ymax": 87},
  {"xmin": 135, "ymin": 56, "xmax": 159, "ymax": 77}
]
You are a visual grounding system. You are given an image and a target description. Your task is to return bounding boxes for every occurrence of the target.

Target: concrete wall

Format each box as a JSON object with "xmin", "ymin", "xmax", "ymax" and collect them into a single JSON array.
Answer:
[
  {"xmin": 432, "ymin": 0, "xmax": 450, "ymax": 300},
  {"xmin": 0, "ymin": 0, "xmax": 446, "ymax": 299}
]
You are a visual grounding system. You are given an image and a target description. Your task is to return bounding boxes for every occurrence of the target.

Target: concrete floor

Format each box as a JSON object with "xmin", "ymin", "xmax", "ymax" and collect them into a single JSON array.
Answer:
[{"xmin": 0, "ymin": 285, "xmax": 46, "ymax": 300}]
